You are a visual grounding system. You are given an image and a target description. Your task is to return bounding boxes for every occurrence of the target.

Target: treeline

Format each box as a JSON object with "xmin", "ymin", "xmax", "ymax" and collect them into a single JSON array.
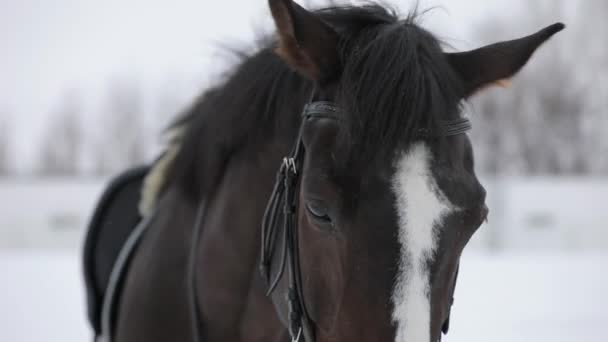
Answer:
[
  {"xmin": 0, "ymin": 79, "xmax": 183, "ymax": 178},
  {"xmin": 0, "ymin": 0, "xmax": 606, "ymax": 178},
  {"xmin": 39, "ymin": 82, "xmax": 151, "ymax": 177}
]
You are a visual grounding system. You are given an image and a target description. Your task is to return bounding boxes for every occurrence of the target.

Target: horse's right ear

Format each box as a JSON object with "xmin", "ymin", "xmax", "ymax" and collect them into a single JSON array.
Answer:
[{"xmin": 268, "ymin": 0, "xmax": 340, "ymax": 83}]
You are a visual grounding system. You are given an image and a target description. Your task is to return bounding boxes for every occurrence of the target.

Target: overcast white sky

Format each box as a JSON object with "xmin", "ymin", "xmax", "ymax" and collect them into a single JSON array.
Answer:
[{"xmin": 0, "ymin": 0, "xmax": 535, "ymax": 171}]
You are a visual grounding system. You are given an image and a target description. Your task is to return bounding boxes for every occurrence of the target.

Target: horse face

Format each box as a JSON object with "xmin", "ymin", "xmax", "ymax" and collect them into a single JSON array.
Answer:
[
  {"xmin": 268, "ymin": 1, "xmax": 563, "ymax": 340},
  {"xmin": 298, "ymin": 114, "xmax": 486, "ymax": 341}
]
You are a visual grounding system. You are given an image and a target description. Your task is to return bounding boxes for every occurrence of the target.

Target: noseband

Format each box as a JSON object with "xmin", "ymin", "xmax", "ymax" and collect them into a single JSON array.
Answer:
[{"xmin": 259, "ymin": 97, "xmax": 471, "ymax": 341}]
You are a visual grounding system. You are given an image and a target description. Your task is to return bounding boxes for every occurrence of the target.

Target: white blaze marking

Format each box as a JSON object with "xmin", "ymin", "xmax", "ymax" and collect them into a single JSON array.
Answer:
[{"xmin": 391, "ymin": 143, "xmax": 453, "ymax": 342}]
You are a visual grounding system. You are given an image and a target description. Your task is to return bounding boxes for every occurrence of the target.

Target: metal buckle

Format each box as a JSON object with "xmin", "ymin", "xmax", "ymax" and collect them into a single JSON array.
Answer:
[{"xmin": 283, "ymin": 157, "xmax": 297, "ymax": 175}]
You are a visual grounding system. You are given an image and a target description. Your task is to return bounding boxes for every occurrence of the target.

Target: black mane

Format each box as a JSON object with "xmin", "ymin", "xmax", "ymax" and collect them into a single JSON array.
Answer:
[{"xmin": 168, "ymin": 3, "xmax": 462, "ymax": 200}]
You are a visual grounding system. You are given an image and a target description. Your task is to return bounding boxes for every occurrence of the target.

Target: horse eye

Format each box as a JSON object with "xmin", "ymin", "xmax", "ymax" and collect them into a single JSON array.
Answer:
[{"xmin": 305, "ymin": 202, "xmax": 332, "ymax": 224}]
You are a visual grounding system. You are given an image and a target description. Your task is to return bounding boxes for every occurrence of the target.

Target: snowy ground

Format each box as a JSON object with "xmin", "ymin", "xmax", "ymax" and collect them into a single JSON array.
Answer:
[
  {"xmin": 0, "ymin": 179, "xmax": 106, "ymax": 250},
  {"xmin": 0, "ymin": 250, "xmax": 606, "ymax": 342},
  {"xmin": 449, "ymin": 252, "xmax": 607, "ymax": 342},
  {"xmin": 0, "ymin": 250, "xmax": 90, "ymax": 342}
]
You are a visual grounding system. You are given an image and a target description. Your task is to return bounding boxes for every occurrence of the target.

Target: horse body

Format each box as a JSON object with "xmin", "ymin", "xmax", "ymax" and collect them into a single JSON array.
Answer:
[{"xmin": 95, "ymin": 1, "xmax": 565, "ymax": 341}]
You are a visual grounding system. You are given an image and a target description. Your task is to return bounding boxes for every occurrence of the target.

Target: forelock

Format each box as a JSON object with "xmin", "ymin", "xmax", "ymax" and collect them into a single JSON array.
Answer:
[{"xmin": 331, "ymin": 10, "xmax": 463, "ymax": 163}]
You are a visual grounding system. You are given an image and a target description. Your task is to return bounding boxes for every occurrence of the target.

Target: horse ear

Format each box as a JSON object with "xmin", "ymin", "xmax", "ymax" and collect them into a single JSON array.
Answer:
[
  {"xmin": 446, "ymin": 23, "xmax": 565, "ymax": 98},
  {"xmin": 268, "ymin": 0, "xmax": 340, "ymax": 83}
]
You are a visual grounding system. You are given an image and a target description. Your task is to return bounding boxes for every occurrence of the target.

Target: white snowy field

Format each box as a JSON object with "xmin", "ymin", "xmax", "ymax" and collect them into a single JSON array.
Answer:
[
  {"xmin": 0, "ymin": 250, "xmax": 606, "ymax": 342},
  {"xmin": 0, "ymin": 179, "xmax": 106, "ymax": 250}
]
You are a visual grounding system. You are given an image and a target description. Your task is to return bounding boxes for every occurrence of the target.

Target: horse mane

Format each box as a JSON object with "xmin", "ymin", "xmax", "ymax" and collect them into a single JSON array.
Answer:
[{"xmin": 165, "ymin": 3, "xmax": 463, "ymax": 201}]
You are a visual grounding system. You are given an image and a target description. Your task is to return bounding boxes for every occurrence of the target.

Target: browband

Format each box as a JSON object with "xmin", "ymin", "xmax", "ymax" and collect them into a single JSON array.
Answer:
[{"xmin": 302, "ymin": 101, "xmax": 472, "ymax": 137}]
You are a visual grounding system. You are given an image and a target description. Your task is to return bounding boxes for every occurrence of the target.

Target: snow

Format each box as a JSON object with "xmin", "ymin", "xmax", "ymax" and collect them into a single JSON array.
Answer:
[
  {"xmin": 482, "ymin": 178, "xmax": 608, "ymax": 251},
  {"xmin": 449, "ymin": 251, "xmax": 608, "ymax": 342},
  {"xmin": 0, "ymin": 179, "xmax": 106, "ymax": 249},
  {"xmin": 0, "ymin": 251, "xmax": 91, "ymax": 342},
  {"xmin": 0, "ymin": 250, "xmax": 606, "ymax": 342}
]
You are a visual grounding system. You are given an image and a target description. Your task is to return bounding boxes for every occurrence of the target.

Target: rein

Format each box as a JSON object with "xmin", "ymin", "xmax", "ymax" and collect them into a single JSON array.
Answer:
[{"xmin": 258, "ymin": 96, "xmax": 472, "ymax": 342}]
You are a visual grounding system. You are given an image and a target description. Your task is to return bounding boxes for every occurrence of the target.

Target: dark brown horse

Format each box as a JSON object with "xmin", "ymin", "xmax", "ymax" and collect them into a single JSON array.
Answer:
[{"xmin": 104, "ymin": 1, "xmax": 563, "ymax": 341}]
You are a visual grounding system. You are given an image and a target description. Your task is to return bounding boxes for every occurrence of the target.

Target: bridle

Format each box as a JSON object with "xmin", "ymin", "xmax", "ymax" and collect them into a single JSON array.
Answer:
[
  {"xmin": 258, "ymin": 94, "xmax": 471, "ymax": 342},
  {"xmin": 259, "ymin": 101, "xmax": 340, "ymax": 342}
]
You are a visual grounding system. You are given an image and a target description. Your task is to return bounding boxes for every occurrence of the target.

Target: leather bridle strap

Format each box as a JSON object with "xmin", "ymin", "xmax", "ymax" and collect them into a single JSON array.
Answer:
[
  {"xmin": 260, "ymin": 102, "xmax": 331, "ymax": 342},
  {"xmin": 188, "ymin": 200, "xmax": 207, "ymax": 342}
]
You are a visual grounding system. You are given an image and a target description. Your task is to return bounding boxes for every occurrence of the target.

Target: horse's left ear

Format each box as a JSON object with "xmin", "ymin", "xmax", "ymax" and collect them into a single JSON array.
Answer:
[
  {"xmin": 268, "ymin": 0, "xmax": 341, "ymax": 83},
  {"xmin": 446, "ymin": 23, "xmax": 565, "ymax": 98}
]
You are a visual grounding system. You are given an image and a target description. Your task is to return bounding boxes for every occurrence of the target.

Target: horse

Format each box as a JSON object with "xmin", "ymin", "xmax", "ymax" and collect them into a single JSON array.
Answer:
[{"xmin": 89, "ymin": 1, "xmax": 564, "ymax": 341}]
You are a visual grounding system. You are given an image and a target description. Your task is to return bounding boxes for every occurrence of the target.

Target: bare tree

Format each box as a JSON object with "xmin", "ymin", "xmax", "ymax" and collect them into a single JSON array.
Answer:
[
  {"xmin": 0, "ymin": 117, "xmax": 11, "ymax": 176},
  {"xmin": 37, "ymin": 94, "xmax": 83, "ymax": 176},
  {"xmin": 576, "ymin": 0, "xmax": 608, "ymax": 174},
  {"xmin": 93, "ymin": 79, "xmax": 147, "ymax": 175}
]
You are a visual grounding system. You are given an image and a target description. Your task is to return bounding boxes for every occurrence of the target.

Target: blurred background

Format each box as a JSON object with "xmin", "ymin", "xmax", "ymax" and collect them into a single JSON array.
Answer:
[{"xmin": 0, "ymin": 0, "xmax": 606, "ymax": 341}]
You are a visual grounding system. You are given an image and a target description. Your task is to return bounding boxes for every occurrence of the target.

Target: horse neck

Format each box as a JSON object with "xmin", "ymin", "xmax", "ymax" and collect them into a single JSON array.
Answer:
[{"xmin": 191, "ymin": 121, "xmax": 300, "ymax": 340}]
